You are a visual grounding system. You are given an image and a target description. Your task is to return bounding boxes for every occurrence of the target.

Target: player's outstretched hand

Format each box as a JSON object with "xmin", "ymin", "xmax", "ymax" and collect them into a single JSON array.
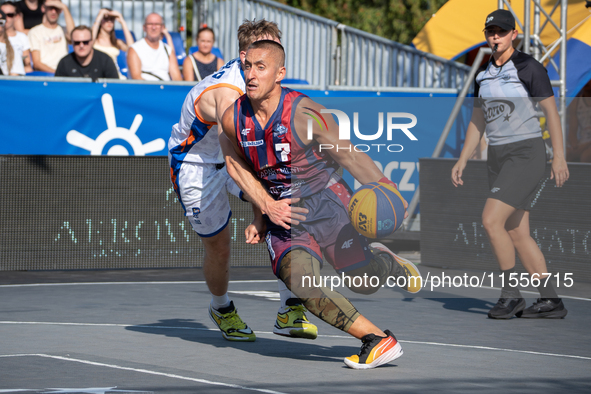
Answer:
[
  {"xmin": 263, "ymin": 198, "xmax": 308, "ymax": 230},
  {"xmin": 451, "ymin": 160, "xmax": 466, "ymax": 187},
  {"xmin": 550, "ymin": 157, "xmax": 569, "ymax": 187},
  {"xmin": 245, "ymin": 216, "xmax": 267, "ymax": 244}
]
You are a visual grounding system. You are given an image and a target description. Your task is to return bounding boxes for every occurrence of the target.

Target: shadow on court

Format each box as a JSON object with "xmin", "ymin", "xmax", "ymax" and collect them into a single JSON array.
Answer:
[
  {"xmin": 424, "ymin": 297, "xmax": 493, "ymax": 315},
  {"xmin": 125, "ymin": 319, "xmax": 400, "ymax": 367}
]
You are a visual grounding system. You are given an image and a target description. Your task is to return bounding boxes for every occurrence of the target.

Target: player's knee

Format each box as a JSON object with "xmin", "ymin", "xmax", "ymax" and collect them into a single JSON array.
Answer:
[{"xmin": 481, "ymin": 212, "xmax": 500, "ymax": 234}]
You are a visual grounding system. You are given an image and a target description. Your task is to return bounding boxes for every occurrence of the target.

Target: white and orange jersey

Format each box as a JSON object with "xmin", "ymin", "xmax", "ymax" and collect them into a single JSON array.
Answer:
[{"xmin": 168, "ymin": 58, "xmax": 245, "ymax": 165}]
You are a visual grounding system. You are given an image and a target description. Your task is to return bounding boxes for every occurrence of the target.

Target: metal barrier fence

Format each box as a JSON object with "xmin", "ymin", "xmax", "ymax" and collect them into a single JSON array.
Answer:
[
  {"xmin": 62, "ymin": 0, "xmax": 186, "ymax": 42},
  {"xmin": 196, "ymin": 0, "xmax": 471, "ymax": 90}
]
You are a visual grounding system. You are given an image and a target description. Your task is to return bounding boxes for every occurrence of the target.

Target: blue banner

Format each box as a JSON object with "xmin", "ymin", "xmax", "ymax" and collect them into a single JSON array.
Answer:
[
  {"xmin": 309, "ymin": 97, "xmax": 470, "ymax": 197},
  {"xmin": 0, "ymin": 79, "xmax": 470, "ymax": 203},
  {"xmin": 1, "ymin": 80, "xmax": 190, "ymax": 156}
]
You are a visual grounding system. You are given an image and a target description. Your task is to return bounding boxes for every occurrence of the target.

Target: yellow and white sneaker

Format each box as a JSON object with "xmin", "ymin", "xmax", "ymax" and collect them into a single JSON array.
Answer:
[
  {"xmin": 209, "ymin": 301, "xmax": 256, "ymax": 342},
  {"xmin": 274, "ymin": 301, "xmax": 318, "ymax": 340},
  {"xmin": 370, "ymin": 242, "xmax": 422, "ymax": 293}
]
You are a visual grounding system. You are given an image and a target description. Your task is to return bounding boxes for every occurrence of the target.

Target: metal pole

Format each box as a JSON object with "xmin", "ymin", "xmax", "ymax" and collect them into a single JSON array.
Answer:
[
  {"xmin": 402, "ymin": 47, "xmax": 492, "ymax": 230},
  {"xmin": 559, "ymin": 0, "xmax": 567, "ymax": 155},
  {"xmin": 533, "ymin": 0, "xmax": 541, "ymax": 60},
  {"xmin": 524, "ymin": 0, "xmax": 531, "ymax": 54},
  {"xmin": 180, "ymin": 0, "xmax": 187, "ymax": 43}
]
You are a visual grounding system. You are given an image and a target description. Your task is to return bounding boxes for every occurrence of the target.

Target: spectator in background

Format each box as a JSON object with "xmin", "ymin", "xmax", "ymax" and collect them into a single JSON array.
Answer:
[
  {"xmin": 127, "ymin": 12, "xmax": 181, "ymax": 81},
  {"xmin": 1, "ymin": 2, "xmax": 32, "ymax": 75},
  {"xmin": 14, "ymin": 0, "xmax": 43, "ymax": 33},
  {"xmin": 567, "ymin": 80, "xmax": 591, "ymax": 163},
  {"xmin": 182, "ymin": 26, "xmax": 224, "ymax": 82},
  {"xmin": 92, "ymin": 8, "xmax": 134, "ymax": 79},
  {"xmin": 55, "ymin": 25, "xmax": 118, "ymax": 80},
  {"xmin": 0, "ymin": 9, "xmax": 16, "ymax": 75},
  {"xmin": 28, "ymin": 0, "xmax": 74, "ymax": 73}
]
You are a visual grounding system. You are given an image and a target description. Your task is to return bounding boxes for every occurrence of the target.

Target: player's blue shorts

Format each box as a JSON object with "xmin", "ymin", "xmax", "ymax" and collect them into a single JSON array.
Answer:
[{"xmin": 264, "ymin": 176, "xmax": 374, "ymax": 277}]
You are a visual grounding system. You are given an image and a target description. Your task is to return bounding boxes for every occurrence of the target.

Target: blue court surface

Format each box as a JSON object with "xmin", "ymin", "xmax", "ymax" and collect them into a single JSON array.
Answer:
[{"xmin": 1, "ymin": 256, "xmax": 590, "ymax": 394}]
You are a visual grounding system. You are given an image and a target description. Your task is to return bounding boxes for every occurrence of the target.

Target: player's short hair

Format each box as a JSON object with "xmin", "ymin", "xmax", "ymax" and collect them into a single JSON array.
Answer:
[
  {"xmin": 237, "ymin": 19, "xmax": 281, "ymax": 52},
  {"xmin": 71, "ymin": 25, "xmax": 93, "ymax": 37},
  {"xmin": 247, "ymin": 39, "xmax": 285, "ymax": 67}
]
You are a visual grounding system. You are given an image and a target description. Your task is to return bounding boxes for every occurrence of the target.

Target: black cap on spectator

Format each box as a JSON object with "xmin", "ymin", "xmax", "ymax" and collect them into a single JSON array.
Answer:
[{"xmin": 484, "ymin": 9, "xmax": 515, "ymax": 31}]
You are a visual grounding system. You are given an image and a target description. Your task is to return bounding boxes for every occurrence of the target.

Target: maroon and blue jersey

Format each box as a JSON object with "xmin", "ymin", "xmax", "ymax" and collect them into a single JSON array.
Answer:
[{"xmin": 233, "ymin": 87, "xmax": 339, "ymax": 200}]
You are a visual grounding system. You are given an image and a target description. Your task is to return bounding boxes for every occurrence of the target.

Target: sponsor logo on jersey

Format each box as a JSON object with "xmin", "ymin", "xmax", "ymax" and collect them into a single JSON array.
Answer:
[
  {"xmin": 274, "ymin": 124, "xmax": 288, "ymax": 136},
  {"xmin": 240, "ymin": 140, "xmax": 264, "ymax": 147},
  {"xmin": 491, "ymin": 187, "xmax": 500, "ymax": 193},
  {"xmin": 482, "ymin": 99, "xmax": 515, "ymax": 123},
  {"xmin": 241, "ymin": 128, "xmax": 251, "ymax": 135}
]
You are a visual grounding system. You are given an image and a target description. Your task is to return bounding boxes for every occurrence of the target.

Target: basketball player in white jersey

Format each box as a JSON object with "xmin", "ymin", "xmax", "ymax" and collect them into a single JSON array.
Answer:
[{"xmin": 168, "ymin": 19, "xmax": 318, "ymax": 341}]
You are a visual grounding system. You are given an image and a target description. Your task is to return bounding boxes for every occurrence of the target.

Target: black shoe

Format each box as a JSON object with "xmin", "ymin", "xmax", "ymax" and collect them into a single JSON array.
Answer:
[
  {"xmin": 488, "ymin": 297, "xmax": 526, "ymax": 319},
  {"xmin": 520, "ymin": 298, "xmax": 568, "ymax": 319}
]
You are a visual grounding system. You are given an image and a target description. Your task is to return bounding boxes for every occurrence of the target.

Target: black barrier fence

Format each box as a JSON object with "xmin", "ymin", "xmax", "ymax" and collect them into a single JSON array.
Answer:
[
  {"xmin": 420, "ymin": 158, "xmax": 591, "ymax": 282},
  {"xmin": 0, "ymin": 156, "xmax": 270, "ymax": 271}
]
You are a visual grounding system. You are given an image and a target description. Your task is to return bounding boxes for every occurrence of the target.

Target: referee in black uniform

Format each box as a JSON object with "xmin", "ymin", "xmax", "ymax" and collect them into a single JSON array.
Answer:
[{"xmin": 451, "ymin": 9, "xmax": 569, "ymax": 319}]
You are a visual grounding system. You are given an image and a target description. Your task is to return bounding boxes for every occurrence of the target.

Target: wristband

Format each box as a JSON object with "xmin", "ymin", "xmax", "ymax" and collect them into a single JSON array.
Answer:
[{"xmin": 378, "ymin": 176, "xmax": 398, "ymax": 190}]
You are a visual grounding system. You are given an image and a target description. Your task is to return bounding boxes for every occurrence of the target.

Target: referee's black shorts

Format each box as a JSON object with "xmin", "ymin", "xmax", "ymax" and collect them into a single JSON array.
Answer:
[{"xmin": 487, "ymin": 137, "xmax": 547, "ymax": 210}]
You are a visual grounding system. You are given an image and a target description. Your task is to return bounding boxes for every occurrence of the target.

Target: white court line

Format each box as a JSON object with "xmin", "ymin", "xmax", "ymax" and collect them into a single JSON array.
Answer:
[
  {"xmin": 1, "ymin": 279, "xmax": 589, "ymax": 301},
  {"xmin": 1, "ymin": 321, "xmax": 590, "ymax": 361},
  {"xmin": 0, "ymin": 280, "xmax": 277, "ymax": 288},
  {"xmin": 0, "ymin": 354, "xmax": 287, "ymax": 394},
  {"xmin": 421, "ymin": 278, "xmax": 591, "ymax": 301}
]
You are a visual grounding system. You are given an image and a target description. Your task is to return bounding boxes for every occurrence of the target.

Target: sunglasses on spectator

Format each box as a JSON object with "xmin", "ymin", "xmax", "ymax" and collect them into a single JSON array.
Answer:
[
  {"xmin": 0, "ymin": 20, "xmax": 5, "ymax": 26},
  {"xmin": 4, "ymin": 13, "xmax": 16, "ymax": 18},
  {"xmin": 46, "ymin": 6, "xmax": 61, "ymax": 12},
  {"xmin": 485, "ymin": 28, "xmax": 509, "ymax": 35},
  {"xmin": 73, "ymin": 39, "xmax": 92, "ymax": 46}
]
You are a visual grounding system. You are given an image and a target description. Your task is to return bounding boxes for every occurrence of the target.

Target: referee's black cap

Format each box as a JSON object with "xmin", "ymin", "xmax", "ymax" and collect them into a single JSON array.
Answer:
[{"xmin": 484, "ymin": 9, "xmax": 516, "ymax": 31}]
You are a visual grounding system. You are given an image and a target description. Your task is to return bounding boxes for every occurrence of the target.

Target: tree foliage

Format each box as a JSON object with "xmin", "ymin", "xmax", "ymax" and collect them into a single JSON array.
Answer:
[{"xmin": 276, "ymin": 0, "xmax": 448, "ymax": 45}]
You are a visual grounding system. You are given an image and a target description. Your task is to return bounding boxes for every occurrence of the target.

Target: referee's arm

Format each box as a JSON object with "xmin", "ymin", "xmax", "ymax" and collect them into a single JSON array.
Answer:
[{"xmin": 451, "ymin": 107, "xmax": 485, "ymax": 187}]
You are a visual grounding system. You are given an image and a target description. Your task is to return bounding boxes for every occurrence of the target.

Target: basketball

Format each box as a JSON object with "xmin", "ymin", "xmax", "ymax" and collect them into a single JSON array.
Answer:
[{"xmin": 348, "ymin": 182, "xmax": 406, "ymax": 239}]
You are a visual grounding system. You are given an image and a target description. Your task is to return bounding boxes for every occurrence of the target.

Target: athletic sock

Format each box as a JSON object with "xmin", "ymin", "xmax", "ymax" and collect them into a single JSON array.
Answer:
[
  {"xmin": 278, "ymin": 279, "xmax": 296, "ymax": 310},
  {"xmin": 535, "ymin": 274, "xmax": 559, "ymax": 302},
  {"xmin": 211, "ymin": 293, "xmax": 231, "ymax": 311},
  {"xmin": 500, "ymin": 267, "xmax": 522, "ymax": 299}
]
